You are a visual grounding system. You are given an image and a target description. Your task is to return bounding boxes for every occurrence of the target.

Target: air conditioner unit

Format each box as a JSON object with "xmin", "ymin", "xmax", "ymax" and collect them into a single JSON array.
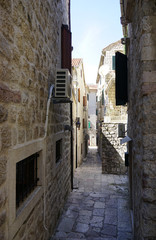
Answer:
[{"xmin": 55, "ymin": 69, "xmax": 71, "ymax": 98}]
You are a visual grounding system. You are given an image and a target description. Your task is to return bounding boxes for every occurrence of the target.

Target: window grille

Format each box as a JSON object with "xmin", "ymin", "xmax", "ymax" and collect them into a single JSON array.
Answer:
[{"xmin": 16, "ymin": 152, "xmax": 39, "ymax": 208}]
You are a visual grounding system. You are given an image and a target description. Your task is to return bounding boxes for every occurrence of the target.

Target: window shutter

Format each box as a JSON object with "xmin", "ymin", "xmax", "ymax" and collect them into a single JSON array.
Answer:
[
  {"xmin": 115, "ymin": 51, "xmax": 128, "ymax": 105},
  {"xmin": 112, "ymin": 55, "xmax": 115, "ymax": 70},
  {"xmin": 78, "ymin": 88, "xmax": 80, "ymax": 102},
  {"xmin": 61, "ymin": 24, "xmax": 72, "ymax": 73},
  {"xmin": 83, "ymin": 96, "xmax": 87, "ymax": 106},
  {"xmin": 88, "ymin": 121, "xmax": 91, "ymax": 129},
  {"xmin": 87, "ymin": 94, "xmax": 89, "ymax": 101},
  {"xmin": 83, "ymin": 119, "xmax": 85, "ymax": 128}
]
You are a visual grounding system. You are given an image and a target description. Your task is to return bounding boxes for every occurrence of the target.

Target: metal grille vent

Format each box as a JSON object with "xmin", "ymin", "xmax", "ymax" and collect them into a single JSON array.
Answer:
[{"xmin": 55, "ymin": 69, "xmax": 71, "ymax": 98}]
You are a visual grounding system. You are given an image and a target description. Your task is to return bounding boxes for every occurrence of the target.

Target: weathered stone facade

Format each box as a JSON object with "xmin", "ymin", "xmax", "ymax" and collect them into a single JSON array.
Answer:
[
  {"xmin": 101, "ymin": 123, "xmax": 127, "ymax": 174},
  {"xmin": 88, "ymin": 85, "xmax": 97, "ymax": 147},
  {"xmin": 0, "ymin": 1, "xmax": 71, "ymax": 239},
  {"xmin": 72, "ymin": 59, "xmax": 88, "ymax": 167},
  {"xmin": 120, "ymin": 0, "xmax": 156, "ymax": 239},
  {"xmin": 96, "ymin": 41, "xmax": 127, "ymax": 174}
]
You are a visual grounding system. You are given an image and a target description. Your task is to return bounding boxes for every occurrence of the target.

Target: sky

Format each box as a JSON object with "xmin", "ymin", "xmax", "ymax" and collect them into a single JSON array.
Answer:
[{"xmin": 71, "ymin": 0, "xmax": 123, "ymax": 84}]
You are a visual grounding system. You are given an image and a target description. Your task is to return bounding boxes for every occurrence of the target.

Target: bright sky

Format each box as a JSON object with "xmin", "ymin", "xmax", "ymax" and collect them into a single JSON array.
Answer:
[{"xmin": 71, "ymin": 0, "xmax": 123, "ymax": 84}]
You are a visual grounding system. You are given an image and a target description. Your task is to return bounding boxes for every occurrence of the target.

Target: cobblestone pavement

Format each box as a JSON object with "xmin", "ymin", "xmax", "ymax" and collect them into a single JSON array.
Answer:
[{"xmin": 51, "ymin": 147, "xmax": 133, "ymax": 240}]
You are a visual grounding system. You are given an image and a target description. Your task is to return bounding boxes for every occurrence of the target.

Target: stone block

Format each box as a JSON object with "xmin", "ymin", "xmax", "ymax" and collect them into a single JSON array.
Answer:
[
  {"xmin": 142, "ymin": 202, "xmax": 156, "ymax": 221},
  {"xmin": 1, "ymin": 126, "xmax": 11, "ymax": 149},
  {"xmin": 143, "ymin": 188, "xmax": 156, "ymax": 203},
  {"xmin": 141, "ymin": 46, "xmax": 156, "ymax": 61},
  {"xmin": 0, "ymin": 188, "xmax": 6, "ymax": 208},
  {"xmin": 0, "ymin": 105, "xmax": 8, "ymax": 123},
  {"xmin": 0, "ymin": 210, "xmax": 6, "ymax": 227},
  {"xmin": 0, "ymin": 33, "xmax": 12, "ymax": 59},
  {"xmin": 0, "ymin": 156, "xmax": 7, "ymax": 186},
  {"xmin": 142, "ymin": 83, "xmax": 156, "ymax": 96},
  {"xmin": 0, "ymin": 83, "xmax": 21, "ymax": 103},
  {"xmin": 143, "ymin": 219, "xmax": 156, "ymax": 237}
]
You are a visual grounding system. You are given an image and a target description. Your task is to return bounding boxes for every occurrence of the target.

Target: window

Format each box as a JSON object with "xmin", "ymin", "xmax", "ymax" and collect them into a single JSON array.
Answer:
[
  {"xmin": 118, "ymin": 123, "xmax": 125, "ymax": 138},
  {"xmin": 112, "ymin": 55, "xmax": 115, "ymax": 70},
  {"xmin": 87, "ymin": 94, "xmax": 89, "ymax": 101},
  {"xmin": 16, "ymin": 153, "xmax": 39, "ymax": 208},
  {"xmin": 8, "ymin": 140, "xmax": 44, "ymax": 238},
  {"xmin": 56, "ymin": 139, "xmax": 62, "ymax": 163}
]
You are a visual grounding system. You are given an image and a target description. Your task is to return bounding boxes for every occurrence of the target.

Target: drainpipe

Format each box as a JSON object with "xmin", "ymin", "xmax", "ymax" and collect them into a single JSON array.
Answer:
[
  {"xmin": 68, "ymin": 0, "xmax": 73, "ymax": 189},
  {"xmin": 70, "ymin": 101, "xmax": 73, "ymax": 190},
  {"xmin": 43, "ymin": 84, "xmax": 55, "ymax": 231}
]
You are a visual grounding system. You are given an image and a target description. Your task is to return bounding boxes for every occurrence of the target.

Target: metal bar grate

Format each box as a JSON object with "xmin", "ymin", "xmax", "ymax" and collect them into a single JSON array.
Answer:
[{"xmin": 16, "ymin": 152, "xmax": 39, "ymax": 208}]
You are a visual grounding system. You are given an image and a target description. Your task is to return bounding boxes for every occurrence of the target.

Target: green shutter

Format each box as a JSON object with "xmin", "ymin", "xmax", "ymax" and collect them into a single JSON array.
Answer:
[
  {"xmin": 112, "ymin": 55, "xmax": 115, "ymax": 70},
  {"xmin": 88, "ymin": 121, "xmax": 91, "ymax": 129}
]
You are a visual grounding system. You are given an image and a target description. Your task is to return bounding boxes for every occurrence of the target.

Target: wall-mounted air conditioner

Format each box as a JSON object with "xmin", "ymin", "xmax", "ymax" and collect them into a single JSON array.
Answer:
[{"xmin": 55, "ymin": 69, "xmax": 71, "ymax": 98}]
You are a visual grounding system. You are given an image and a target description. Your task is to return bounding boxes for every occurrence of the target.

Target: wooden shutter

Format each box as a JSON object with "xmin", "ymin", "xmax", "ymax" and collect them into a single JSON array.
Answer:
[
  {"xmin": 115, "ymin": 51, "xmax": 128, "ymax": 105},
  {"xmin": 83, "ymin": 96, "xmax": 87, "ymax": 106},
  {"xmin": 61, "ymin": 24, "xmax": 72, "ymax": 73},
  {"xmin": 78, "ymin": 88, "xmax": 80, "ymax": 102}
]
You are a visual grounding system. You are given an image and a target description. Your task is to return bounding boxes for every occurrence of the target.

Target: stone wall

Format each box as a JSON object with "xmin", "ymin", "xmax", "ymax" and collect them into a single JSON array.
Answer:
[
  {"xmin": 125, "ymin": 0, "xmax": 156, "ymax": 239},
  {"xmin": 0, "ymin": 0, "xmax": 71, "ymax": 239},
  {"xmin": 101, "ymin": 123, "xmax": 127, "ymax": 174}
]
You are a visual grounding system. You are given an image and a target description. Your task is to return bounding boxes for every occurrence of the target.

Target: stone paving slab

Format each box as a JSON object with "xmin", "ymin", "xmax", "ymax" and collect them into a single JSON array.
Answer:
[{"xmin": 51, "ymin": 148, "xmax": 133, "ymax": 240}]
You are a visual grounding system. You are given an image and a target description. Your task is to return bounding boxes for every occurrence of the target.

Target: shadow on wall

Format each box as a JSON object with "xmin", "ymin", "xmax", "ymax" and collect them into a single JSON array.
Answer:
[{"xmin": 101, "ymin": 132, "xmax": 127, "ymax": 175}]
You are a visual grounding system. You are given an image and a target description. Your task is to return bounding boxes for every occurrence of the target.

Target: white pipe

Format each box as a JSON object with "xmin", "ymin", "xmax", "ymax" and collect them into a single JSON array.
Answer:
[
  {"xmin": 43, "ymin": 84, "xmax": 54, "ymax": 231},
  {"xmin": 44, "ymin": 85, "xmax": 55, "ymax": 138}
]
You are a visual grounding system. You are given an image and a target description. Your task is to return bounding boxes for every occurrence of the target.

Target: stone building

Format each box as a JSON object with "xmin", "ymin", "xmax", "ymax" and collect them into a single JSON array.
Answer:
[
  {"xmin": 119, "ymin": 0, "xmax": 156, "ymax": 239},
  {"xmin": 88, "ymin": 85, "xmax": 97, "ymax": 147},
  {"xmin": 96, "ymin": 40, "xmax": 127, "ymax": 174},
  {"xmin": 0, "ymin": 1, "xmax": 72, "ymax": 239},
  {"xmin": 72, "ymin": 58, "xmax": 88, "ymax": 168}
]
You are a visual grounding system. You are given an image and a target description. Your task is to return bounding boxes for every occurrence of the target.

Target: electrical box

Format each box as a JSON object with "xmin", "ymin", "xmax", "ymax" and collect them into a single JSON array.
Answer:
[{"xmin": 55, "ymin": 69, "xmax": 71, "ymax": 98}]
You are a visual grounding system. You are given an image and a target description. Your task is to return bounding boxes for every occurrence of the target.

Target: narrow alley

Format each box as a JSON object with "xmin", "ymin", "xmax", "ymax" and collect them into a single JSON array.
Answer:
[{"xmin": 51, "ymin": 147, "xmax": 133, "ymax": 240}]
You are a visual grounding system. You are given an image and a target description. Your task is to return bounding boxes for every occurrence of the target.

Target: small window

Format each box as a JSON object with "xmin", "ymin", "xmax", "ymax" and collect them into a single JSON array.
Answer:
[
  {"xmin": 56, "ymin": 139, "xmax": 62, "ymax": 163},
  {"xmin": 118, "ymin": 123, "xmax": 125, "ymax": 138},
  {"xmin": 16, "ymin": 153, "xmax": 39, "ymax": 208},
  {"xmin": 112, "ymin": 55, "xmax": 115, "ymax": 70}
]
